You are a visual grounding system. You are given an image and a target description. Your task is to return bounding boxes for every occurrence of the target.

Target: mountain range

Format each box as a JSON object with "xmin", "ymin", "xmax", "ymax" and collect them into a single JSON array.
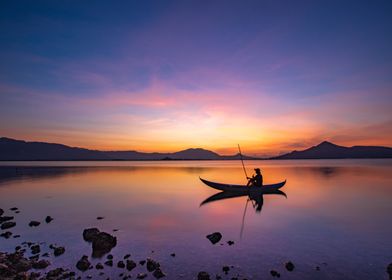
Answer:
[{"xmin": 0, "ymin": 137, "xmax": 391, "ymax": 160}]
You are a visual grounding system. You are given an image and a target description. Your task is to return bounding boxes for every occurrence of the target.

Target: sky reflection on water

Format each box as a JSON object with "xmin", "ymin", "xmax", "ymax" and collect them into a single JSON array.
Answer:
[{"xmin": 0, "ymin": 160, "xmax": 391, "ymax": 279}]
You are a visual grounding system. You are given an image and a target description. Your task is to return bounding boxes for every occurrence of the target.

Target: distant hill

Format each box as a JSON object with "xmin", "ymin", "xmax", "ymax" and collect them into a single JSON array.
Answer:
[
  {"xmin": 271, "ymin": 141, "xmax": 392, "ymax": 159},
  {"xmin": 0, "ymin": 137, "xmax": 256, "ymax": 160}
]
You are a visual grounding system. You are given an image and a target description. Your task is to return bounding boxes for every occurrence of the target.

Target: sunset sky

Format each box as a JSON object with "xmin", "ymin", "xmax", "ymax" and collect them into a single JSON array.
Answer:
[{"xmin": 0, "ymin": 1, "xmax": 391, "ymax": 156}]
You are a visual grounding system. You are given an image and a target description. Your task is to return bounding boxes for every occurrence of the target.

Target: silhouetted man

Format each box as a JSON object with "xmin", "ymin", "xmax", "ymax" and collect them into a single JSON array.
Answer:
[{"xmin": 247, "ymin": 168, "xmax": 263, "ymax": 187}]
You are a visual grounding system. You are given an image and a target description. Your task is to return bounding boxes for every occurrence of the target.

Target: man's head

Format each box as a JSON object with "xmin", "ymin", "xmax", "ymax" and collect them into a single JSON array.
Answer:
[{"xmin": 254, "ymin": 168, "xmax": 261, "ymax": 174}]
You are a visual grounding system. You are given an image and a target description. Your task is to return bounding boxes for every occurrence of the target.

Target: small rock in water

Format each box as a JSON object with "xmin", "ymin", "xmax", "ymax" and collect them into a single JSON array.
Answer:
[
  {"xmin": 97, "ymin": 216, "xmax": 104, "ymax": 220},
  {"xmin": 0, "ymin": 216, "xmax": 14, "ymax": 223},
  {"xmin": 31, "ymin": 244, "xmax": 40, "ymax": 254},
  {"xmin": 32, "ymin": 259, "xmax": 50, "ymax": 269},
  {"xmin": 139, "ymin": 260, "xmax": 146, "ymax": 265},
  {"xmin": 104, "ymin": 259, "xmax": 113, "ymax": 266},
  {"xmin": 53, "ymin": 246, "xmax": 65, "ymax": 256},
  {"xmin": 285, "ymin": 261, "xmax": 295, "ymax": 271},
  {"xmin": 0, "ymin": 231, "xmax": 12, "ymax": 238},
  {"xmin": 206, "ymin": 232, "xmax": 222, "ymax": 244},
  {"xmin": 0, "ymin": 208, "xmax": 3, "ymax": 216},
  {"xmin": 146, "ymin": 258, "xmax": 160, "ymax": 272},
  {"xmin": 1, "ymin": 221, "xmax": 16, "ymax": 230},
  {"xmin": 10, "ymin": 207, "xmax": 18, "ymax": 211},
  {"xmin": 170, "ymin": 253, "xmax": 175, "ymax": 257},
  {"xmin": 13, "ymin": 234, "xmax": 20, "ymax": 238},
  {"xmin": 124, "ymin": 254, "xmax": 131, "ymax": 259},
  {"xmin": 83, "ymin": 228, "xmax": 100, "ymax": 242},
  {"xmin": 117, "ymin": 261, "xmax": 125, "ymax": 268},
  {"xmin": 222, "ymin": 266, "xmax": 230, "ymax": 274},
  {"xmin": 45, "ymin": 216, "xmax": 54, "ymax": 223},
  {"xmin": 153, "ymin": 267, "xmax": 166, "ymax": 278},
  {"xmin": 29, "ymin": 221, "xmax": 40, "ymax": 227},
  {"xmin": 227, "ymin": 240, "xmax": 235, "ymax": 246},
  {"xmin": 387, "ymin": 263, "xmax": 392, "ymax": 279},
  {"xmin": 197, "ymin": 271, "xmax": 211, "ymax": 280},
  {"xmin": 126, "ymin": 259, "xmax": 137, "ymax": 271},
  {"xmin": 15, "ymin": 211, "xmax": 20, "ymax": 214},
  {"xmin": 270, "ymin": 270, "xmax": 280, "ymax": 277},
  {"xmin": 137, "ymin": 273, "xmax": 148, "ymax": 279},
  {"xmin": 96, "ymin": 263, "xmax": 104, "ymax": 270},
  {"xmin": 76, "ymin": 255, "xmax": 91, "ymax": 271},
  {"xmin": 107, "ymin": 254, "xmax": 113, "ymax": 259},
  {"xmin": 315, "ymin": 266, "xmax": 320, "ymax": 271}
]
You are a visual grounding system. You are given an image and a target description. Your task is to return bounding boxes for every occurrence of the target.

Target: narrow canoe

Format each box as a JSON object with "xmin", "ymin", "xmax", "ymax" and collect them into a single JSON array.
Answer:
[{"xmin": 199, "ymin": 177, "xmax": 286, "ymax": 192}]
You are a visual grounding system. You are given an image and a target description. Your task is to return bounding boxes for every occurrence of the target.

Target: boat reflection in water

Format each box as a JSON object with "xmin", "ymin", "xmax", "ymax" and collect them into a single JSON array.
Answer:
[
  {"xmin": 200, "ymin": 188, "xmax": 287, "ymax": 213},
  {"xmin": 200, "ymin": 187, "xmax": 287, "ymax": 238}
]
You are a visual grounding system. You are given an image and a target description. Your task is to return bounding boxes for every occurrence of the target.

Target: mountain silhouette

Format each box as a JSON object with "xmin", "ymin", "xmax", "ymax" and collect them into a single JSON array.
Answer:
[
  {"xmin": 1, "ymin": 137, "xmax": 391, "ymax": 160},
  {"xmin": 0, "ymin": 137, "xmax": 255, "ymax": 160},
  {"xmin": 272, "ymin": 141, "xmax": 392, "ymax": 159}
]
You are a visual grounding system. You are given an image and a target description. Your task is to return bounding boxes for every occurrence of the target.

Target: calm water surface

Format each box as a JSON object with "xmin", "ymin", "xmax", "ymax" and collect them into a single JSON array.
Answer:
[{"xmin": 0, "ymin": 160, "xmax": 391, "ymax": 279}]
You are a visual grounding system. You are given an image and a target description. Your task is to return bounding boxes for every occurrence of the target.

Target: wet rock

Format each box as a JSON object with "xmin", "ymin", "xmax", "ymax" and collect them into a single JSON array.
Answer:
[
  {"xmin": 285, "ymin": 261, "xmax": 295, "ymax": 271},
  {"xmin": 146, "ymin": 258, "xmax": 160, "ymax": 272},
  {"xmin": 97, "ymin": 217, "xmax": 104, "ymax": 220},
  {"xmin": 137, "ymin": 273, "xmax": 148, "ymax": 279},
  {"xmin": 32, "ymin": 259, "xmax": 50, "ymax": 269},
  {"xmin": 104, "ymin": 260, "xmax": 113, "ymax": 267},
  {"xmin": 227, "ymin": 241, "xmax": 235, "ymax": 246},
  {"xmin": 30, "ymin": 244, "xmax": 40, "ymax": 255},
  {"xmin": 0, "ymin": 216, "xmax": 13, "ymax": 223},
  {"xmin": 124, "ymin": 254, "xmax": 131, "ymax": 259},
  {"xmin": 206, "ymin": 232, "xmax": 222, "ymax": 244},
  {"xmin": 15, "ymin": 211, "xmax": 20, "ymax": 214},
  {"xmin": 126, "ymin": 260, "xmax": 137, "ymax": 271},
  {"xmin": 139, "ymin": 260, "xmax": 146, "ymax": 265},
  {"xmin": 1, "ymin": 221, "xmax": 16, "ymax": 230},
  {"xmin": 0, "ymin": 231, "xmax": 12, "ymax": 239},
  {"xmin": 10, "ymin": 207, "xmax": 18, "ymax": 211},
  {"xmin": 13, "ymin": 235, "xmax": 20, "ymax": 238},
  {"xmin": 270, "ymin": 270, "xmax": 280, "ymax": 277},
  {"xmin": 197, "ymin": 271, "xmax": 211, "ymax": 280},
  {"xmin": 76, "ymin": 255, "xmax": 90, "ymax": 271},
  {"xmin": 83, "ymin": 228, "xmax": 100, "ymax": 242},
  {"xmin": 222, "ymin": 266, "xmax": 230, "ymax": 274},
  {"xmin": 53, "ymin": 246, "xmax": 65, "ymax": 256},
  {"xmin": 107, "ymin": 254, "xmax": 113, "ymax": 260},
  {"xmin": 96, "ymin": 263, "xmax": 104, "ymax": 270},
  {"xmin": 0, "ymin": 208, "xmax": 3, "ymax": 216},
  {"xmin": 45, "ymin": 216, "xmax": 53, "ymax": 223},
  {"xmin": 387, "ymin": 263, "xmax": 392, "ymax": 279},
  {"xmin": 28, "ymin": 221, "xmax": 40, "ymax": 227},
  {"xmin": 153, "ymin": 267, "xmax": 166, "ymax": 278},
  {"xmin": 117, "ymin": 261, "xmax": 125, "ymax": 268},
  {"xmin": 315, "ymin": 266, "xmax": 320, "ymax": 271},
  {"xmin": 170, "ymin": 253, "xmax": 175, "ymax": 257}
]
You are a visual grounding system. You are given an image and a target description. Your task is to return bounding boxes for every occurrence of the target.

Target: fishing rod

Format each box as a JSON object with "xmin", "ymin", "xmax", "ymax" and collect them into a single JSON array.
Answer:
[{"xmin": 237, "ymin": 144, "xmax": 248, "ymax": 180}]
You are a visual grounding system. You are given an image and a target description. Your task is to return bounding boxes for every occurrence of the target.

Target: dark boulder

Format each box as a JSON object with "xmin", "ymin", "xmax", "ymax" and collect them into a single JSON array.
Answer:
[
  {"xmin": 76, "ymin": 255, "xmax": 90, "ymax": 272},
  {"xmin": 270, "ymin": 270, "xmax": 280, "ymax": 277},
  {"xmin": 1, "ymin": 221, "xmax": 16, "ymax": 230},
  {"xmin": 10, "ymin": 207, "xmax": 18, "ymax": 211},
  {"xmin": 117, "ymin": 261, "xmax": 125, "ymax": 268},
  {"xmin": 227, "ymin": 240, "xmax": 234, "ymax": 246},
  {"xmin": 30, "ymin": 244, "xmax": 40, "ymax": 255},
  {"xmin": 126, "ymin": 260, "xmax": 136, "ymax": 271},
  {"xmin": 1, "ymin": 231, "xmax": 12, "ymax": 238},
  {"xmin": 206, "ymin": 232, "xmax": 222, "ymax": 244},
  {"xmin": 197, "ymin": 271, "xmax": 211, "ymax": 280},
  {"xmin": 92, "ymin": 232, "xmax": 117, "ymax": 258},
  {"xmin": 53, "ymin": 246, "xmax": 65, "ymax": 256},
  {"xmin": 0, "ymin": 208, "xmax": 3, "ymax": 216},
  {"xmin": 285, "ymin": 261, "xmax": 295, "ymax": 271},
  {"xmin": 0, "ymin": 216, "xmax": 14, "ymax": 223},
  {"xmin": 387, "ymin": 263, "xmax": 392, "ymax": 280},
  {"xmin": 95, "ymin": 263, "xmax": 104, "ymax": 270},
  {"xmin": 83, "ymin": 228, "xmax": 100, "ymax": 242},
  {"xmin": 45, "ymin": 216, "xmax": 53, "ymax": 223},
  {"xmin": 153, "ymin": 267, "xmax": 166, "ymax": 278},
  {"xmin": 29, "ymin": 221, "xmax": 40, "ymax": 227},
  {"xmin": 146, "ymin": 258, "xmax": 159, "ymax": 272},
  {"xmin": 32, "ymin": 259, "xmax": 50, "ymax": 269}
]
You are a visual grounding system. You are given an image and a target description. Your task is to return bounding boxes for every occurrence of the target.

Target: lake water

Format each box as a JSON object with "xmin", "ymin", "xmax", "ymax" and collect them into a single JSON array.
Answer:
[{"xmin": 0, "ymin": 159, "xmax": 391, "ymax": 279}]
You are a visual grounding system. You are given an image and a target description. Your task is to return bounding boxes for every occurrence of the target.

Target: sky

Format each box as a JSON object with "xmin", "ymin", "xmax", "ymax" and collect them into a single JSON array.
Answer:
[{"xmin": 0, "ymin": 1, "xmax": 391, "ymax": 156}]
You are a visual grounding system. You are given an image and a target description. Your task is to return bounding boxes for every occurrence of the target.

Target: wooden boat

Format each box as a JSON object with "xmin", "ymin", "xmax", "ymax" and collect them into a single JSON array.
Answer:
[{"xmin": 199, "ymin": 177, "xmax": 286, "ymax": 192}]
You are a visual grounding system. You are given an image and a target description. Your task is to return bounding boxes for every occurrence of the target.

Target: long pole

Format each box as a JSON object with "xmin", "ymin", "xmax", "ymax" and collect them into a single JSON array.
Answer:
[{"xmin": 238, "ymin": 144, "xmax": 248, "ymax": 180}]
